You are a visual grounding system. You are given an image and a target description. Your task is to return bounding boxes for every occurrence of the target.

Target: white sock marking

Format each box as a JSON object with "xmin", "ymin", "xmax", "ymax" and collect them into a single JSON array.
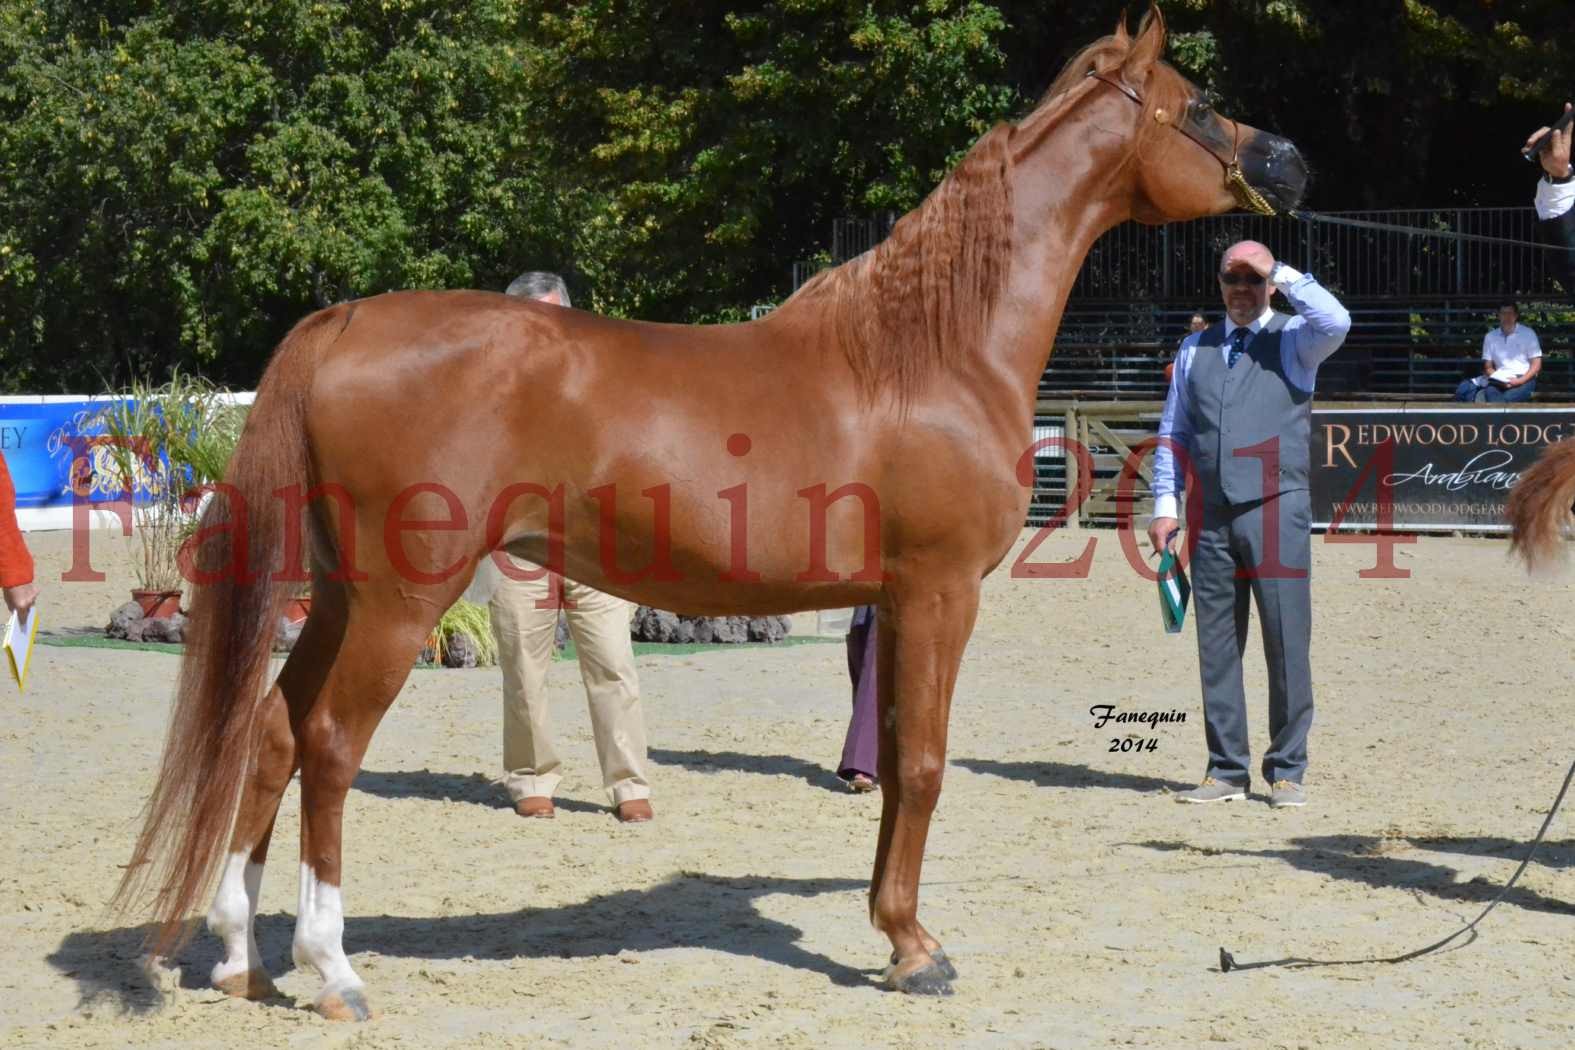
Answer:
[
  {"xmin": 293, "ymin": 863, "xmax": 362, "ymax": 995},
  {"xmin": 206, "ymin": 850, "xmax": 265, "ymax": 986}
]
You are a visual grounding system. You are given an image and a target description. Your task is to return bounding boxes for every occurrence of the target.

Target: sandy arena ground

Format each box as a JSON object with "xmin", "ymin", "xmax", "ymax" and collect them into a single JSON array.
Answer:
[{"xmin": 3, "ymin": 525, "xmax": 1575, "ymax": 1049}]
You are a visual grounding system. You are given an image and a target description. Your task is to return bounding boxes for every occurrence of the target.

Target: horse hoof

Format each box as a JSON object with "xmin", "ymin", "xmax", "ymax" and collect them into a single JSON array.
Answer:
[
  {"xmin": 885, "ymin": 960, "xmax": 955, "ymax": 996},
  {"xmin": 315, "ymin": 985, "xmax": 373, "ymax": 1022},
  {"xmin": 890, "ymin": 948, "xmax": 959, "ymax": 982},
  {"xmin": 213, "ymin": 967, "xmax": 278, "ymax": 1000}
]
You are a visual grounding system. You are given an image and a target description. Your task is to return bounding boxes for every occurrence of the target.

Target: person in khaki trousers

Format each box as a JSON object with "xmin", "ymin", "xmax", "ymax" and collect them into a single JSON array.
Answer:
[{"xmin": 487, "ymin": 271, "xmax": 653, "ymax": 823}]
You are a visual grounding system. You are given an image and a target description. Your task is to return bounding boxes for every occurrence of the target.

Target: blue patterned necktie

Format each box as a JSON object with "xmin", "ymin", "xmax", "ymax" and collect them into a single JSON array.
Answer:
[{"xmin": 1228, "ymin": 326, "xmax": 1249, "ymax": 368}]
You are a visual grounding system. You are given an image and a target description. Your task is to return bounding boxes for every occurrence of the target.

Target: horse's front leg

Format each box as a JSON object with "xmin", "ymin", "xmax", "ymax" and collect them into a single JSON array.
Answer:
[{"xmin": 869, "ymin": 579, "xmax": 979, "ymax": 995}]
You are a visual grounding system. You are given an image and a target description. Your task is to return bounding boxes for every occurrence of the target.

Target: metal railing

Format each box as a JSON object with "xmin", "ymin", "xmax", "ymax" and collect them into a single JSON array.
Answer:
[
  {"xmin": 1037, "ymin": 346, "xmax": 1575, "ymax": 402},
  {"xmin": 1075, "ymin": 208, "xmax": 1560, "ymax": 302},
  {"xmin": 790, "ymin": 260, "xmax": 827, "ymax": 291},
  {"xmin": 817, "ymin": 207, "xmax": 1566, "ymax": 301},
  {"xmin": 788, "ymin": 208, "xmax": 1575, "ymax": 401},
  {"xmin": 1057, "ymin": 299, "xmax": 1575, "ymax": 351},
  {"xmin": 831, "ymin": 214, "xmax": 899, "ymax": 263}
]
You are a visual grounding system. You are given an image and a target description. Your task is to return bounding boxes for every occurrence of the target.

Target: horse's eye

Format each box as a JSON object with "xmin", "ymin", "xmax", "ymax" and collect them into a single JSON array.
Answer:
[{"xmin": 1190, "ymin": 100, "xmax": 1213, "ymax": 122}]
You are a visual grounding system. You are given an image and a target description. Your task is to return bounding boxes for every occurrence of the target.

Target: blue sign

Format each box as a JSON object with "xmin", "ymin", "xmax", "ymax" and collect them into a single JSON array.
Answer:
[
  {"xmin": 0, "ymin": 401, "xmax": 94, "ymax": 507},
  {"xmin": 0, "ymin": 399, "xmax": 163, "ymax": 508}
]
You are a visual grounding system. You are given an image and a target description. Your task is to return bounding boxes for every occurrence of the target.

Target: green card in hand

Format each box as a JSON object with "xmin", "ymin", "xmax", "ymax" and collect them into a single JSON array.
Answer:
[{"xmin": 1157, "ymin": 549, "xmax": 1190, "ymax": 634}]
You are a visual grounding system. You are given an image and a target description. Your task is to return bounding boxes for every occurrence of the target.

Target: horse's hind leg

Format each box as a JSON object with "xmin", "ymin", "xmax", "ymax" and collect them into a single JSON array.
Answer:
[
  {"xmin": 205, "ymin": 684, "xmax": 291, "ymax": 999},
  {"xmin": 290, "ymin": 593, "xmax": 443, "ymax": 1021},
  {"xmin": 868, "ymin": 579, "xmax": 979, "ymax": 995},
  {"xmin": 207, "ymin": 588, "xmax": 347, "ymax": 1000}
]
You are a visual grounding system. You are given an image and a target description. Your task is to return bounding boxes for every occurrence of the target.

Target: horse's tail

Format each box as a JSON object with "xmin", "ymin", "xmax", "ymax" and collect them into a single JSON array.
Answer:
[
  {"xmin": 111, "ymin": 304, "xmax": 349, "ymax": 954},
  {"xmin": 1508, "ymin": 436, "xmax": 1575, "ymax": 571}
]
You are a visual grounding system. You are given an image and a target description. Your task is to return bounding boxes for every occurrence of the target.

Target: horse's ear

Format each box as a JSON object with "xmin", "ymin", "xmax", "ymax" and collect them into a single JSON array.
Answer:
[
  {"xmin": 1111, "ymin": 9, "xmax": 1131, "ymax": 47},
  {"xmin": 1122, "ymin": 5, "xmax": 1167, "ymax": 86}
]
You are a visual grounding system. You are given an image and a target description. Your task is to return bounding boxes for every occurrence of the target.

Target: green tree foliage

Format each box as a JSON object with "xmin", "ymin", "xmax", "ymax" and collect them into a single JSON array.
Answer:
[
  {"xmin": 0, "ymin": 0, "xmax": 1015, "ymax": 388},
  {"xmin": 0, "ymin": 1, "xmax": 1568, "ymax": 391},
  {"xmin": 0, "ymin": 0, "xmax": 565, "ymax": 388},
  {"xmin": 994, "ymin": 2, "xmax": 1565, "ymax": 208},
  {"xmin": 1164, "ymin": 0, "xmax": 1568, "ymax": 209},
  {"xmin": 516, "ymin": 1, "xmax": 1016, "ymax": 320}
]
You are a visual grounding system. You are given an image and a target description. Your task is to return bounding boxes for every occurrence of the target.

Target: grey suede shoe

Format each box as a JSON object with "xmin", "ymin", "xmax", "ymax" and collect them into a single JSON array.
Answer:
[
  {"xmin": 1174, "ymin": 777, "xmax": 1248, "ymax": 804},
  {"xmin": 1269, "ymin": 780, "xmax": 1307, "ymax": 808}
]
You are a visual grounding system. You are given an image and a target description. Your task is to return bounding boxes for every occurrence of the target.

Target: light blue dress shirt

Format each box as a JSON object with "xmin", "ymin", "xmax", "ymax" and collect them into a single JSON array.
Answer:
[{"xmin": 1152, "ymin": 264, "xmax": 1352, "ymax": 520}]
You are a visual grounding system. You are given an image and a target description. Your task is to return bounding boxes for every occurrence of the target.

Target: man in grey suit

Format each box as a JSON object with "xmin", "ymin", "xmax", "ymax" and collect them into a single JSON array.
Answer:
[{"xmin": 1148, "ymin": 240, "xmax": 1351, "ymax": 809}]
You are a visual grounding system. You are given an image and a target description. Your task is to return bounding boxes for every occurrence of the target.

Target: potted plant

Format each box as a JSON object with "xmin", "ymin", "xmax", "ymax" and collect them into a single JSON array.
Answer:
[
  {"xmin": 174, "ymin": 386, "xmax": 253, "ymax": 614},
  {"xmin": 426, "ymin": 599, "xmax": 497, "ymax": 668},
  {"xmin": 92, "ymin": 373, "xmax": 248, "ymax": 618}
]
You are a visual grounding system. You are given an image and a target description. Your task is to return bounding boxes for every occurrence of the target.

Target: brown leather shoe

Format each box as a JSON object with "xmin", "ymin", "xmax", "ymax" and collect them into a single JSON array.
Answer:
[
  {"xmin": 514, "ymin": 796, "xmax": 555, "ymax": 819},
  {"xmin": 615, "ymin": 799, "xmax": 654, "ymax": 823}
]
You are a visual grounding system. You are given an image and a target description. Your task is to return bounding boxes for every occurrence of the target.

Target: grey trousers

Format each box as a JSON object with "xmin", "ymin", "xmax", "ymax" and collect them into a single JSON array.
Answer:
[{"xmin": 1191, "ymin": 489, "xmax": 1314, "ymax": 787}]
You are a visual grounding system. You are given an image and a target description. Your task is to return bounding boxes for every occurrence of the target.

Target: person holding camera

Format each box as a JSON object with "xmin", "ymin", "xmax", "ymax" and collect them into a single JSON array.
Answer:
[{"xmin": 1528, "ymin": 101, "xmax": 1574, "ymax": 291}]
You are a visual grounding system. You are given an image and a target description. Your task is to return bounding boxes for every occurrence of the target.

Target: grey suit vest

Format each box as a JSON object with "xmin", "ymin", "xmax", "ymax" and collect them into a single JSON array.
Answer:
[{"xmin": 1184, "ymin": 314, "xmax": 1310, "ymax": 505}]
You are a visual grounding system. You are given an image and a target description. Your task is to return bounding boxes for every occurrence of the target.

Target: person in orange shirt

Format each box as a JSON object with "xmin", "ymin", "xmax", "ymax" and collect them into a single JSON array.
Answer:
[{"xmin": 0, "ymin": 452, "xmax": 38, "ymax": 615}]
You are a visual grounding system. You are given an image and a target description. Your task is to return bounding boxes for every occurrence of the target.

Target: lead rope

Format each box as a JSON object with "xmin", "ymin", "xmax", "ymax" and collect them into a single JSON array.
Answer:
[
  {"xmin": 1220, "ymin": 753, "xmax": 1575, "ymax": 973},
  {"xmin": 1288, "ymin": 208, "xmax": 1566, "ymax": 253}
]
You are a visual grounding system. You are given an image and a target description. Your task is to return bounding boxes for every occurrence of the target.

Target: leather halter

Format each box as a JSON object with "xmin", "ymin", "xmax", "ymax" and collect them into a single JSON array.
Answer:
[{"xmin": 1084, "ymin": 70, "xmax": 1276, "ymax": 217}]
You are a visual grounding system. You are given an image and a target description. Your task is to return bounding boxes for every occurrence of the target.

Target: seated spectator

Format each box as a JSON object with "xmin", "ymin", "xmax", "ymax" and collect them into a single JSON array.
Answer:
[{"xmin": 1453, "ymin": 302, "xmax": 1541, "ymax": 403}]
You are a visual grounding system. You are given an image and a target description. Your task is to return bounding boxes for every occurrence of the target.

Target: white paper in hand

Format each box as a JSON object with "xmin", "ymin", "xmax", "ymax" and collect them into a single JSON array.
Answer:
[{"xmin": 4, "ymin": 604, "xmax": 38, "ymax": 691}]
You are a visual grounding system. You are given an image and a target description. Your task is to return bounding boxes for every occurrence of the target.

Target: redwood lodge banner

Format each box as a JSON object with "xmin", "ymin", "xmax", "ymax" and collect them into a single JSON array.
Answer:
[{"xmin": 1310, "ymin": 408, "xmax": 1575, "ymax": 532}]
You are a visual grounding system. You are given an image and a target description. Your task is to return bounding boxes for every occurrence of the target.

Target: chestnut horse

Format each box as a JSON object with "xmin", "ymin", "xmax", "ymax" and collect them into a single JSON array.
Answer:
[
  {"xmin": 115, "ymin": 10, "xmax": 1307, "ymax": 1016},
  {"xmin": 1508, "ymin": 439, "xmax": 1575, "ymax": 567}
]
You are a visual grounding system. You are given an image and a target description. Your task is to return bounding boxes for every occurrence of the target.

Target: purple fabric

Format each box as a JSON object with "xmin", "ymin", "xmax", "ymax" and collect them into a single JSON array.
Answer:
[{"xmin": 838, "ymin": 605, "xmax": 879, "ymax": 781}]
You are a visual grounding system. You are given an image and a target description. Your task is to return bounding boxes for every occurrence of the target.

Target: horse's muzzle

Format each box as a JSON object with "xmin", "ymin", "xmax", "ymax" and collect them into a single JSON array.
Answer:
[{"xmin": 1240, "ymin": 132, "xmax": 1308, "ymax": 214}]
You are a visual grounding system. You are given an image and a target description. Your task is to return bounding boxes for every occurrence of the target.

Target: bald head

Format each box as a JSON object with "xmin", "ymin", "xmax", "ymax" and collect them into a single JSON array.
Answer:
[
  {"xmin": 1217, "ymin": 239, "xmax": 1277, "ymax": 326},
  {"xmin": 1220, "ymin": 240, "xmax": 1272, "ymax": 274}
]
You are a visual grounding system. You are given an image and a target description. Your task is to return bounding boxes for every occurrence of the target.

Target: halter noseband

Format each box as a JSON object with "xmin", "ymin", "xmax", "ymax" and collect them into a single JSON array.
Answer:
[{"xmin": 1084, "ymin": 70, "xmax": 1276, "ymax": 217}]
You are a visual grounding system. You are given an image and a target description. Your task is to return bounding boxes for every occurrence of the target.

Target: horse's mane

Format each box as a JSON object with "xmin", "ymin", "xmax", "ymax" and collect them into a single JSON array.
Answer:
[
  {"xmin": 785, "ymin": 19, "xmax": 1176, "ymax": 406},
  {"xmin": 787, "ymin": 122, "xmax": 1013, "ymax": 407}
]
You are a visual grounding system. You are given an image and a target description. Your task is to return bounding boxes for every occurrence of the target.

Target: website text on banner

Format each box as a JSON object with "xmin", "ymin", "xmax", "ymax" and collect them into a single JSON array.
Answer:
[{"xmin": 1312, "ymin": 407, "xmax": 1575, "ymax": 533}]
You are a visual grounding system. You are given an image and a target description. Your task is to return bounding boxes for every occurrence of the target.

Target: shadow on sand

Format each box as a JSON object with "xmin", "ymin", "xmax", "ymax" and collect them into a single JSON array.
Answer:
[
  {"xmin": 352, "ymin": 769, "xmax": 607, "ymax": 815},
  {"xmin": 1133, "ymin": 833, "xmax": 1575, "ymax": 917},
  {"xmin": 951, "ymin": 756, "xmax": 1191, "ymax": 795},
  {"xmin": 649, "ymin": 748, "xmax": 847, "ymax": 793},
  {"xmin": 49, "ymin": 871, "xmax": 872, "ymax": 1013}
]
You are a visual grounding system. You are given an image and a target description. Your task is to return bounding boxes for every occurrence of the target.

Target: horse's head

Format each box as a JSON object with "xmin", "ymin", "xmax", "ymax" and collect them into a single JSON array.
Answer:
[{"xmin": 1037, "ymin": 8, "xmax": 1308, "ymax": 224}]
